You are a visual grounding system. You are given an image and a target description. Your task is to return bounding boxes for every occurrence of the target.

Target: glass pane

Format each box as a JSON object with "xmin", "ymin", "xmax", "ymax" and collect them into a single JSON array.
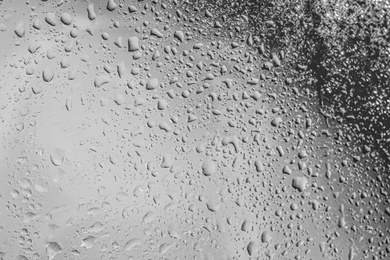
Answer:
[{"xmin": 0, "ymin": 1, "xmax": 388, "ymax": 259}]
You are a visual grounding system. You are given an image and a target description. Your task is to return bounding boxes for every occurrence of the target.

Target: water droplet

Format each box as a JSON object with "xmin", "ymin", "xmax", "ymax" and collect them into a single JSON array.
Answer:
[
  {"xmin": 128, "ymin": 36, "xmax": 140, "ymax": 52},
  {"xmin": 202, "ymin": 158, "xmax": 216, "ymax": 176},
  {"xmin": 14, "ymin": 21, "xmax": 25, "ymax": 37},
  {"xmin": 46, "ymin": 242, "xmax": 62, "ymax": 260},
  {"xmin": 124, "ymin": 238, "xmax": 142, "ymax": 251},
  {"xmin": 50, "ymin": 148, "xmax": 65, "ymax": 166},
  {"xmin": 45, "ymin": 13, "xmax": 57, "ymax": 26},
  {"xmin": 292, "ymin": 176, "xmax": 308, "ymax": 192},
  {"xmin": 42, "ymin": 67, "xmax": 54, "ymax": 82}
]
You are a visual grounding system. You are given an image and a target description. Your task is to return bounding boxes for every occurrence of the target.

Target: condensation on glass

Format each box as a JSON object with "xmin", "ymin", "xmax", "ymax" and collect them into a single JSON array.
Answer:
[{"xmin": 0, "ymin": 0, "xmax": 388, "ymax": 259}]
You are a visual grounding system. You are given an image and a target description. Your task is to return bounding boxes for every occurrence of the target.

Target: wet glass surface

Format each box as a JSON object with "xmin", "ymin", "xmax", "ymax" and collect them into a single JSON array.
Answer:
[{"xmin": 0, "ymin": 0, "xmax": 389, "ymax": 259}]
